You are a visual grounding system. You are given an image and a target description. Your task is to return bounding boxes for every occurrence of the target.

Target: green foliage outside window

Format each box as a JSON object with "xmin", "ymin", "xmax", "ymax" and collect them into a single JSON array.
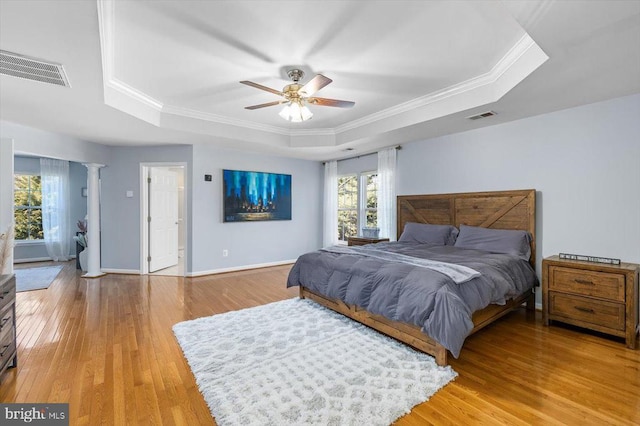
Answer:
[
  {"xmin": 338, "ymin": 175, "xmax": 358, "ymax": 241},
  {"xmin": 364, "ymin": 174, "xmax": 378, "ymax": 228},
  {"xmin": 14, "ymin": 175, "xmax": 43, "ymax": 240}
]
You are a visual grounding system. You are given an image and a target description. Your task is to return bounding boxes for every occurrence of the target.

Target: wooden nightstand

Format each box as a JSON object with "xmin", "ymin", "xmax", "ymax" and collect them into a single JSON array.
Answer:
[
  {"xmin": 542, "ymin": 255, "xmax": 639, "ymax": 349},
  {"xmin": 347, "ymin": 237, "xmax": 390, "ymax": 247}
]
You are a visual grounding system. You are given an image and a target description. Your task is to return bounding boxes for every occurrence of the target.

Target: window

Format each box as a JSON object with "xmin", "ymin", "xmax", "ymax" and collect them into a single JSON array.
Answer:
[
  {"xmin": 337, "ymin": 172, "xmax": 378, "ymax": 242},
  {"xmin": 14, "ymin": 174, "xmax": 43, "ymax": 240}
]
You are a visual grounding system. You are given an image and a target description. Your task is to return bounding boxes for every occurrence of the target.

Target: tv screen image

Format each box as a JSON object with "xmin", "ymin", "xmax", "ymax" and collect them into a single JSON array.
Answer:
[{"xmin": 223, "ymin": 169, "xmax": 292, "ymax": 222}]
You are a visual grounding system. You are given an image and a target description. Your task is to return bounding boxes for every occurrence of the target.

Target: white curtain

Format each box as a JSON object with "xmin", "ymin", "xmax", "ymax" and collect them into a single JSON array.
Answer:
[
  {"xmin": 323, "ymin": 160, "xmax": 338, "ymax": 247},
  {"xmin": 40, "ymin": 158, "xmax": 70, "ymax": 261},
  {"xmin": 377, "ymin": 147, "xmax": 397, "ymax": 241}
]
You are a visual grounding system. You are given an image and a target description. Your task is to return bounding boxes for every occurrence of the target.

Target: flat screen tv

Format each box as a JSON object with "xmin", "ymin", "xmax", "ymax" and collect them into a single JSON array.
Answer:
[{"xmin": 223, "ymin": 169, "xmax": 292, "ymax": 222}]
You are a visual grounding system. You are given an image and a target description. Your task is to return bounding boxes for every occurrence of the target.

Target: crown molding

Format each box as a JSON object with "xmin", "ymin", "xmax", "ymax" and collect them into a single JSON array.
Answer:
[
  {"xmin": 161, "ymin": 105, "xmax": 290, "ymax": 135},
  {"xmin": 334, "ymin": 34, "xmax": 539, "ymax": 135},
  {"xmin": 108, "ymin": 78, "xmax": 164, "ymax": 110},
  {"xmin": 288, "ymin": 128, "xmax": 336, "ymax": 137},
  {"xmin": 98, "ymin": 0, "xmax": 163, "ymax": 111},
  {"xmin": 96, "ymin": 0, "xmax": 114, "ymax": 85}
]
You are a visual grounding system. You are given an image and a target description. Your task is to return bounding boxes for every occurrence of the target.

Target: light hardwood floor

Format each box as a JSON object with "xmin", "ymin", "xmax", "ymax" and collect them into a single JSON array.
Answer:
[{"xmin": 2, "ymin": 261, "xmax": 639, "ymax": 425}]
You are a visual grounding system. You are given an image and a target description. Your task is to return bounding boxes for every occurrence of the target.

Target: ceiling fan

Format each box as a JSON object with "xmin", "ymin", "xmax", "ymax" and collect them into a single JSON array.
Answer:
[{"xmin": 240, "ymin": 69, "xmax": 355, "ymax": 122}]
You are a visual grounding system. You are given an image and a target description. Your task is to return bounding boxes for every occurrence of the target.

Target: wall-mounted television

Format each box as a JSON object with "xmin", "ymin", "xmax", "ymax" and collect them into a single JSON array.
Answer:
[{"xmin": 223, "ymin": 169, "xmax": 292, "ymax": 222}]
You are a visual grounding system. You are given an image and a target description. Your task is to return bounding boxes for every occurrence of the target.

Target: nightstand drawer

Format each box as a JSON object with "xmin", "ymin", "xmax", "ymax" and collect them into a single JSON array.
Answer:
[
  {"xmin": 549, "ymin": 267, "xmax": 624, "ymax": 302},
  {"xmin": 549, "ymin": 293, "xmax": 625, "ymax": 331}
]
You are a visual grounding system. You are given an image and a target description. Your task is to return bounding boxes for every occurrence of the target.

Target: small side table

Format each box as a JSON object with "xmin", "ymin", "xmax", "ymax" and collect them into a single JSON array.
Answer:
[
  {"xmin": 542, "ymin": 255, "xmax": 639, "ymax": 349},
  {"xmin": 347, "ymin": 237, "xmax": 390, "ymax": 247}
]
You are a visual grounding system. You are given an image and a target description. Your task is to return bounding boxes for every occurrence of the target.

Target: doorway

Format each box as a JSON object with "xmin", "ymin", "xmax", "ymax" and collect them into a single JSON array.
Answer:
[{"xmin": 140, "ymin": 163, "xmax": 187, "ymax": 276}]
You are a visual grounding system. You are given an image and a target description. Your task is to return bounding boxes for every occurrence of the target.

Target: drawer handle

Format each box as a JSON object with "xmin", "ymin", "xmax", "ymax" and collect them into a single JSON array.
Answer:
[
  {"xmin": 574, "ymin": 279, "xmax": 594, "ymax": 285},
  {"xmin": 0, "ymin": 344, "xmax": 9, "ymax": 357},
  {"xmin": 0, "ymin": 316, "xmax": 9, "ymax": 329},
  {"xmin": 0, "ymin": 290, "xmax": 9, "ymax": 299},
  {"xmin": 575, "ymin": 306, "xmax": 595, "ymax": 314}
]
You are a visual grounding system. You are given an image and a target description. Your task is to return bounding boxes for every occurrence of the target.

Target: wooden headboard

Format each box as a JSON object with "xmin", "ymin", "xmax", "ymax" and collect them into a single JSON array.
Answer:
[{"xmin": 397, "ymin": 189, "xmax": 536, "ymax": 266}]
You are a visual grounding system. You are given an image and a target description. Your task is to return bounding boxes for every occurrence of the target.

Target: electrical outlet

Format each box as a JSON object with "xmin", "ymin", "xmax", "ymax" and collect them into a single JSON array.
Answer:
[{"xmin": 222, "ymin": 249, "xmax": 228, "ymax": 257}]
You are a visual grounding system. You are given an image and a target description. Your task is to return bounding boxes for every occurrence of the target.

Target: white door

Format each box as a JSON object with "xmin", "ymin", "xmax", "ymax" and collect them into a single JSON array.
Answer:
[{"xmin": 149, "ymin": 168, "xmax": 179, "ymax": 272}]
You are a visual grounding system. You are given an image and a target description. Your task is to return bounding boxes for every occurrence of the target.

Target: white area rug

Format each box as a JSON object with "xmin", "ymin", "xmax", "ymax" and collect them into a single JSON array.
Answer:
[
  {"xmin": 14, "ymin": 265, "xmax": 63, "ymax": 292},
  {"xmin": 173, "ymin": 298, "xmax": 457, "ymax": 426}
]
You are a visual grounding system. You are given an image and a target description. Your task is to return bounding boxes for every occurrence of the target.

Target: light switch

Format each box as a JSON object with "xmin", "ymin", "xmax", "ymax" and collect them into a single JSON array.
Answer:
[{"xmin": 126, "ymin": 190, "xmax": 134, "ymax": 198}]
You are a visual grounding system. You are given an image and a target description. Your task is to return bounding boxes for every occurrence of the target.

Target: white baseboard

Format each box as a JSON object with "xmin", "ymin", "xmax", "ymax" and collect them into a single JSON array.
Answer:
[
  {"xmin": 14, "ymin": 255, "xmax": 77, "ymax": 264},
  {"xmin": 13, "ymin": 257, "xmax": 53, "ymax": 263},
  {"xmin": 98, "ymin": 260, "xmax": 293, "ymax": 277},
  {"xmin": 101, "ymin": 268, "xmax": 141, "ymax": 275},
  {"xmin": 187, "ymin": 259, "xmax": 296, "ymax": 277}
]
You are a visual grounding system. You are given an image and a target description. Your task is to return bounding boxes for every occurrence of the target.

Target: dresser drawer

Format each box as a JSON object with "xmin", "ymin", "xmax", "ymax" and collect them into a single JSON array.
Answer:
[
  {"xmin": 549, "ymin": 292, "xmax": 625, "ymax": 331},
  {"xmin": 0, "ymin": 277, "xmax": 16, "ymax": 312},
  {"xmin": 0, "ymin": 304, "xmax": 14, "ymax": 340},
  {"xmin": 549, "ymin": 267, "xmax": 624, "ymax": 302},
  {"xmin": 0, "ymin": 324, "xmax": 16, "ymax": 372}
]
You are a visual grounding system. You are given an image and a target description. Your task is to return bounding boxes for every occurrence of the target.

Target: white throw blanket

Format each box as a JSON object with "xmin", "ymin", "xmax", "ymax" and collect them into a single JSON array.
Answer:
[{"xmin": 322, "ymin": 245, "xmax": 480, "ymax": 284}]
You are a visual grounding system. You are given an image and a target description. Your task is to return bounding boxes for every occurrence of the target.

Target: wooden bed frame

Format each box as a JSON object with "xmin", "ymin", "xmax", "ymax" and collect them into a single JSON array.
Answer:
[{"xmin": 300, "ymin": 189, "xmax": 537, "ymax": 366}]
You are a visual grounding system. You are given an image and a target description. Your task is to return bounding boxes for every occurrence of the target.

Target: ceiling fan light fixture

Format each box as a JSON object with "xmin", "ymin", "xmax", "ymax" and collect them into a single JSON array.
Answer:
[
  {"xmin": 278, "ymin": 103, "xmax": 292, "ymax": 120},
  {"xmin": 300, "ymin": 105, "xmax": 313, "ymax": 121},
  {"xmin": 279, "ymin": 100, "xmax": 313, "ymax": 122}
]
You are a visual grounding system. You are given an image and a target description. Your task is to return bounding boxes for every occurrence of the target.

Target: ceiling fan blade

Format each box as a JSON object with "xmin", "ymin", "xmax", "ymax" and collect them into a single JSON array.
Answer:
[
  {"xmin": 244, "ymin": 100, "xmax": 286, "ymax": 110},
  {"xmin": 299, "ymin": 74, "xmax": 332, "ymax": 96},
  {"xmin": 240, "ymin": 80, "xmax": 283, "ymax": 96},
  {"xmin": 308, "ymin": 97, "xmax": 355, "ymax": 108}
]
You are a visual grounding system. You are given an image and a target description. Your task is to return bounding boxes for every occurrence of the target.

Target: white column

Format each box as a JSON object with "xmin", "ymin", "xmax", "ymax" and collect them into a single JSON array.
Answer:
[{"xmin": 83, "ymin": 163, "xmax": 106, "ymax": 278}]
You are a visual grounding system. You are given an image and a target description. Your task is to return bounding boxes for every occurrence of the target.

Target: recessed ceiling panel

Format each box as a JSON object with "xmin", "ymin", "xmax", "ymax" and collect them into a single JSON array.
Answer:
[{"xmin": 111, "ymin": 0, "xmax": 528, "ymax": 130}]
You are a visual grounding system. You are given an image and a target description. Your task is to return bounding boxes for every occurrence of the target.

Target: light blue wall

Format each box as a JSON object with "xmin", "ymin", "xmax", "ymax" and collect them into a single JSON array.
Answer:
[
  {"xmin": 6, "ymin": 93, "xmax": 637, "ymax": 280},
  {"xmin": 190, "ymin": 143, "xmax": 323, "ymax": 273},
  {"xmin": 337, "ymin": 153, "xmax": 377, "ymax": 176},
  {"xmin": 14, "ymin": 156, "xmax": 40, "ymax": 174},
  {"xmin": 4, "ymin": 121, "xmax": 324, "ymax": 273},
  {"xmin": 100, "ymin": 145, "xmax": 193, "ymax": 271},
  {"xmin": 397, "ymin": 94, "xmax": 640, "ymax": 301},
  {"xmin": 1, "ymin": 121, "xmax": 110, "ymax": 164},
  {"xmin": 100, "ymin": 143, "xmax": 322, "ymax": 274}
]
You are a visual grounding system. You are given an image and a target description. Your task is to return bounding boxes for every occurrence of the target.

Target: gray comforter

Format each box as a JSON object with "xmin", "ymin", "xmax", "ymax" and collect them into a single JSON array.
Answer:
[{"xmin": 286, "ymin": 242, "xmax": 538, "ymax": 358}]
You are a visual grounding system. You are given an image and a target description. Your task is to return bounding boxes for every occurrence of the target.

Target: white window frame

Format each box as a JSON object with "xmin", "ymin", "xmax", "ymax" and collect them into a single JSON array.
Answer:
[
  {"xmin": 359, "ymin": 171, "xmax": 378, "ymax": 233},
  {"xmin": 337, "ymin": 170, "xmax": 378, "ymax": 243}
]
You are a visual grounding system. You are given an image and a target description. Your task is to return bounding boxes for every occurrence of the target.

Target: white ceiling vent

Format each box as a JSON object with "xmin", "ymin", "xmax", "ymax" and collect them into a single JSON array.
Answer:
[
  {"xmin": 466, "ymin": 111, "xmax": 496, "ymax": 120},
  {"xmin": 0, "ymin": 50, "xmax": 71, "ymax": 87}
]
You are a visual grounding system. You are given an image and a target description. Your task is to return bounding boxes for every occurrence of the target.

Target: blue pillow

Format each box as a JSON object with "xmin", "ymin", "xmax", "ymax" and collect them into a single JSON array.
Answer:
[
  {"xmin": 454, "ymin": 224, "xmax": 531, "ymax": 261},
  {"xmin": 398, "ymin": 222, "xmax": 459, "ymax": 245}
]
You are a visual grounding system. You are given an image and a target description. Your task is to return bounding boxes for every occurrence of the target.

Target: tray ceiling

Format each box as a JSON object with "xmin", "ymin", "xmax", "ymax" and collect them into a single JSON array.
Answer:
[
  {"xmin": 99, "ymin": 0, "xmax": 547, "ymax": 150},
  {"xmin": 1, "ymin": 1, "xmax": 638, "ymax": 160}
]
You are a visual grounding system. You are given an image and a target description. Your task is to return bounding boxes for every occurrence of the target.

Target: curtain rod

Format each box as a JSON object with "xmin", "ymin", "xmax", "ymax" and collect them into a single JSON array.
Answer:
[{"xmin": 322, "ymin": 145, "xmax": 401, "ymax": 165}]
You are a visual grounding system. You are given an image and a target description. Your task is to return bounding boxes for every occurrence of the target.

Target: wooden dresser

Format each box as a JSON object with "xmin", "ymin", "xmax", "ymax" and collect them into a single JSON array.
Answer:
[
  {"xmin": 542, "ymin": 256, "xmax": 639, "ymax": 349},
  {"xmin": 347, "ymin": 237, "xmax": 390, "ymax": 246},
  {"xmin": 0, "ymin": 274, "xmax": 17, "ymax": 381}
]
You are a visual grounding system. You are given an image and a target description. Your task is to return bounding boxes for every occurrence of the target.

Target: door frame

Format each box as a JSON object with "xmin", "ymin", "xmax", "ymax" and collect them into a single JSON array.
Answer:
[{"xmin": 140, "ymin": 162, "xmax": 188, "ymax": 275}]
